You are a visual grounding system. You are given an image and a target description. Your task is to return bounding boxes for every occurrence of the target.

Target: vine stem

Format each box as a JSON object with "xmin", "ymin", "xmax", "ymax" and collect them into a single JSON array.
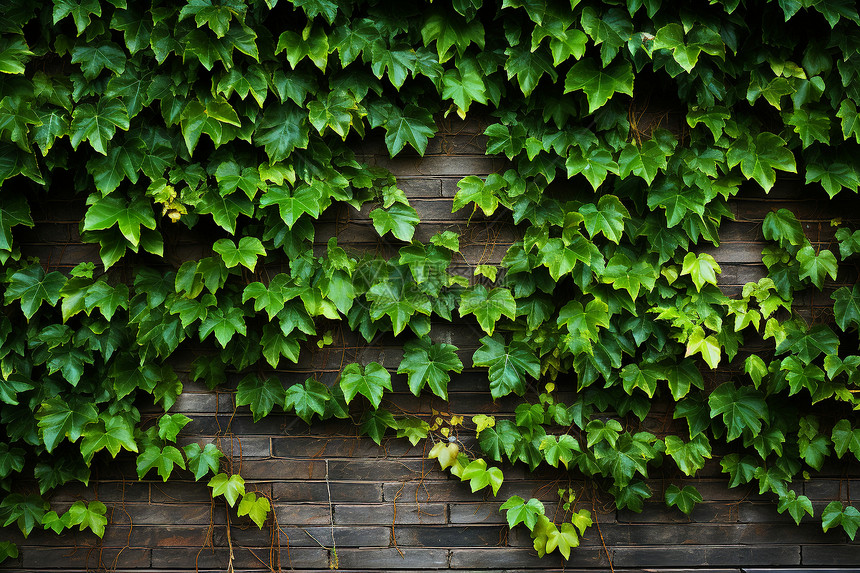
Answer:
[
  {"xmin": 591, "ymin": 493, "xmax": 614, "ymax": 573},
  {"xmin": 325, "ymin": 459, "xmax": 338, "ymax": 569},
  {"xmin": 225, "ymin": 501, "xmax": 235, "ymax": 573}
]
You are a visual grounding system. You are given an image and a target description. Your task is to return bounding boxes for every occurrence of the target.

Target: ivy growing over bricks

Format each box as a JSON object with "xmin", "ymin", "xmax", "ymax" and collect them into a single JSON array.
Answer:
[{"xmin": 0, "ymin": 0, "xmax": 860, "ymax": 564}]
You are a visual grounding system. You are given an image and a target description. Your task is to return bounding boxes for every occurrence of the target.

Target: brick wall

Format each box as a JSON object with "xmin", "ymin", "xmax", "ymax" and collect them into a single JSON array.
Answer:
[{"xmin": 2, "ymin": 118, "xmax": 859, "ymax": 572}]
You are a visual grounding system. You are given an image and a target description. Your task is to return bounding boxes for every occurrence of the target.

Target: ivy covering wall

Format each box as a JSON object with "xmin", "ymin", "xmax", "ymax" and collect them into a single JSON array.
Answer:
[{"xmin": 0, "ymin": 0, "xmax": 859, "ymax": 565}]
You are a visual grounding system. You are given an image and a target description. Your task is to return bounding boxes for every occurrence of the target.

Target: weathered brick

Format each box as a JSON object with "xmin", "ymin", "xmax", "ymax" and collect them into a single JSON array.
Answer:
[
  {"xmin": 238, "ymin": 459, "xmax": 327, "ymax": 480},
  {"xmin": 273, "ymin": 481, "xmax": 383, "ymax": 503},
  {"xmin": 110, "ymin": 503, "xmax": 224, "ymax": 525},
  {"xmin": 151, "ymin": 546, "xmax": 328, "ymax": 569},
  {"xmin": 327, "ymin": 460, "xmax": 430, "ymax": 481},
  {"xmin": 609, "ymin": 545, "xmax": 801, "ymax": 567},
  {"xmin": 334, "ymin": 547, "xmax": 449, "ymax": 569},
  {"xmin": 618, "ymin": 502, "xmax": 738, "ymax": 524},
  {"xmin": 335, "ymin": 503, "xmax": 447, "ymax": 525},
  {"xmin": 274, "ymin": 504, "xmax": 333, "ymax": 526},
  {"xmin": 383, "ymin": 480, "xmax": 566, "ymax": 503},
  {"xmin": 801, "ymin": 544, "xmax": 860, "ymax": 565},
  {"xmin": 21, "ymin": 547, "xmax": 151, "ymax": 569},
  {"xmin": 265, "ymin": 526, "xmax": 390, "ymax": 547},
  {"xmin": 272, "ymin": 436, "xmax": 413, "ymax": 458},
  {"xmin": 393, "ymin": 525, "xmax": 506, "ymax": 547},
  {"xmin": 448, "ymin": 502, "xmax": 506, "ymax": 525},
  {"xmin": 448, "ymin": 547, "xmax": 609, "ymax": 568}
]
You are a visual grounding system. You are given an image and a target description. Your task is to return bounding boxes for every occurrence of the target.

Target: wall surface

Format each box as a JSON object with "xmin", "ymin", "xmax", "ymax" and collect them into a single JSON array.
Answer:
[{"xmin": 2, "ymin": 118, "xmax": 860, "ymax": 572}]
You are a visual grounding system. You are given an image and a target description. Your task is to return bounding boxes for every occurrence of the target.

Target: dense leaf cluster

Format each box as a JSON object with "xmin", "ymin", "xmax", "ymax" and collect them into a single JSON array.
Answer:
[{"xmin": 0, "ymin": 0, "xmax": 859, "ymax": 563}]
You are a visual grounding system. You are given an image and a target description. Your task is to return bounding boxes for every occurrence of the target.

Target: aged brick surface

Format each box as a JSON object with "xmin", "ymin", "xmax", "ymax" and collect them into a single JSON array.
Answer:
[{"xmin": 4, "ymin": 124, "xmax": 860, "ymax": 573}]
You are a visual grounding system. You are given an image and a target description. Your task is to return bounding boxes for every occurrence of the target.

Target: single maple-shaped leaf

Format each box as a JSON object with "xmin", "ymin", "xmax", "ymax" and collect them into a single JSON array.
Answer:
[
  {"xmin": 136, "ymin": 445, "xmax": 186, "ymax": 482},
  {"xmin": 339, "ymin": 362, "xmax": 392, "ymax": 409},
  {"xmin": 579, "ymin": 195, "xmax": 629, "ymax": 243},
  {"xmin": 82, "ymin": 194, "xmax": 156, "ymax": 248},
  {"xmin": 565, "ymin": 145, "xmax": 619, "ymax": 190},
  {"xmin": 80, "ymin": 413, "xmax": 138, "ymax": 463},
  {"xmin": 472, "ymin": 334, "xmax": 540, "ymax": 398},
  {"xmin": 453, "ymin": 174, "xmax": 503, "ymax": 216},
  {"xmin": 284, "ymin": 379, "xmax": 330, "ymax": 424},
  {"xmin": 213, "ymin": 237, "xmax": 266, "ymax": 271},
  {"xmin": 599, "ymin": 253, "xmax": 658, "ymax": 300},
  {"xmin": 397, "ymin": 337, "xmax": 463, "ymax": 400},
  {"xmin": 665, "ymin": 484, "xmax": 703, "ymax": 515},
  {"xmin": 183, "ymin": 443, "xmax": 222, "ymax": 481},
  {"xmin": 5, "ymin": 265, "xmax": 66, "ymax": 320},
  {"xmin": 681, "ymin": 252, "xmax": 721, "ymax": 291},
  {"xmin": 563, "ymin": 58, "xmax": 633, "ymax": 113},
  {"xmin": 664, "ymin": 434, "xmax": 712, "ymax": 476},
  {"xmin": 253, "ymin": 102, "xmax": 310, "ymax": 162},
  {"xmin": 208, "ymin": 472, "xmax": 245, "ymax": 507},
  {"xmin": 708, "ymin": 383, "xmax": 768, "ymax": 441},
  {"xmin": 69, "ymin": 98, "xmax": 129, "ymax": 155},
  {"xmin": 726, "ymin": 132, "xmax": 796, "ymax": 192},
  {"xmin": 796, "ymin": 245, "xmax": 838, "ymax": 289},
  {"xmin": 236, "ymin": 374, "xmax": 285, "ymax": 423},
  {"xmin": 458, "ymin": 285, "xmax": 517, "ymax": 335},
  {"xmin": 833, "ymin": 285, "xmax": 860, "ymax": 331},
  {"xmin": 65, "ymin": 500, "xmax": 108, "ymax": 538},
  {"xmin": 383, "ymin": 105, "xmax": 435, "ymax": 156},
  {"xmin": 369, "ymin": 203, "xmax": 420, "ymax": 242},
  {"xmin": 237, "ymin": 492, "xmax": 271, "ymax": 529},
  {"xmin": 762, "ymin": 208, "xmax": 805, "ymax": 247},
  {"xmin": 499, "ymin": 496, "xmax": 545, "ymax": 530}
]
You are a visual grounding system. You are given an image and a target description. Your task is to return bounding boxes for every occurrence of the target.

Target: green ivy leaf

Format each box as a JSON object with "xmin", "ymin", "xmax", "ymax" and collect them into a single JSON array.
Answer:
[
  {"xmin": 833, "ymin": 285, "xmax": 860, "ymax": 331},
  {"xmin": 70, "ymin": 42, "xmax": 126, "ymax": 80},
  {"xmin": 80, "ymin": 413, "xmax": 138, "ymax": 462},
  {"xmin": 453, "ymin": 174, "xmax": 503, "ymax": 216},
  {"xmin": 580, "ymin": 195, "xmax": 629, "ymax": 244},
  {"xmin": 708, "ymin": 383, "xmax": 768, "ymax": 441},
  {"xmin": 359, "ymin": 408, "xmax": 396, "ymax": 444},
  {"xmin": 664, "ymin": 434, "xmax": 712, "ymax": 476},
  {"xmin": 796, "ymin": 245, "xmax": 838, "ymax": 289},
  {"xmin": 499, "ymin": 495, "xmax": 545, "ymax": 530},
  {"xmin": 504, "ymin": 44, "xmax": 557, "ymax": 97},
  {"xmin": 726, "ymin": 133, "xmax": 796, "ymax": 192},
  {"xmin": 600, "ymin": 253, "xmax": 659, "ymax": 300},
  {"xmin": 394, "ymin": 417, "xmax": 431, "ymax": 446},
  {"xmin": 236, "ymin": 374, "xmax": 285, "ymax": 422},
  {"xmin": 665, "ymin": 484, "xmax": 702, "ymax": 515},
  {"xmin": 254, "ymin": 103, "xmax": 310, "ymax": 162},
  {"xmin": 284, "ymin": 379, "xmax": 330, "ymax": 424},
  {"xmin": 65, "ymin": 500, "xmax": 108, "ymax": 538},
  {"xmin": 5, "ymin": 265, "xmax": 66, "ymax": 320},
  {"xmin": 762, "ymin": 208, "xmax": 805, "ymax": 247},
  {"xmin": 397, "ymin": 337, "xmax": 463, "ymax": 400},
  {"xmin": 383, "ymin": 105, "xmax": 435, "ymax": 156},
  {"xmin": 213, "ymin": 237, "xmax": 266, "ymax": 271},
  {"xmin": 69, "ymin": 98, "xmax": 129, "ymax": 155},
  {"xmin": 0, "ymin": 494, "xmax": 47, "ymax": 538},
  {"xmin": 136, "ymin": 445, "xmax": 186, "ymax": 481},
  {"xmin": 83, "ymin": 194, "xmax": 156, "ymax": 248},
  {"xmin": 208, "ymin": 472, "xmax": 245, "ymax": 507},
  {"xmin": 183, "ymin": 443, "xmax": 222, "ymax": 481},
  {"xmin": 369, "ymin": 203, "xmax": 420, "ymax": 242},
  {"xmin": 563, "ymin": 59, "xmax": 634, "ymax": 113},
  {"xmin": 681, "ymin": 252, "xmax": 721, "ymax": 292},
  {"xmin": 539, "ymin": 434, "xmax": 580, "ymax": 468},
  {"xmin": 473, "ymin": 334, "xmax": 540, "ymax": 398},
  {"xmin": 237, "ymin": 492, "xmax": 271, "ymax": 529},
  {"xmin": 366, "ymin": 279, "xmax": 431, "ymax": 336},
  {"xmin": 458, "ymin": 285, "xmax": 517, "ymax": 335},
  {"xmin": 836, "ymin": 99, "xmax": 860, "ymax": 143},
  {"xmin": 339, "ymin": 362, "xmax": 392, "ymax": 409}
]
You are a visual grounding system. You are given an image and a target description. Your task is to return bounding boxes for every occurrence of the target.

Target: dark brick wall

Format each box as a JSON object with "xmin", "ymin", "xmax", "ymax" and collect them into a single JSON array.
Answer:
[{"xmin": 2, "ymin": 117, "xmax": 860, "ymax": 572}]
